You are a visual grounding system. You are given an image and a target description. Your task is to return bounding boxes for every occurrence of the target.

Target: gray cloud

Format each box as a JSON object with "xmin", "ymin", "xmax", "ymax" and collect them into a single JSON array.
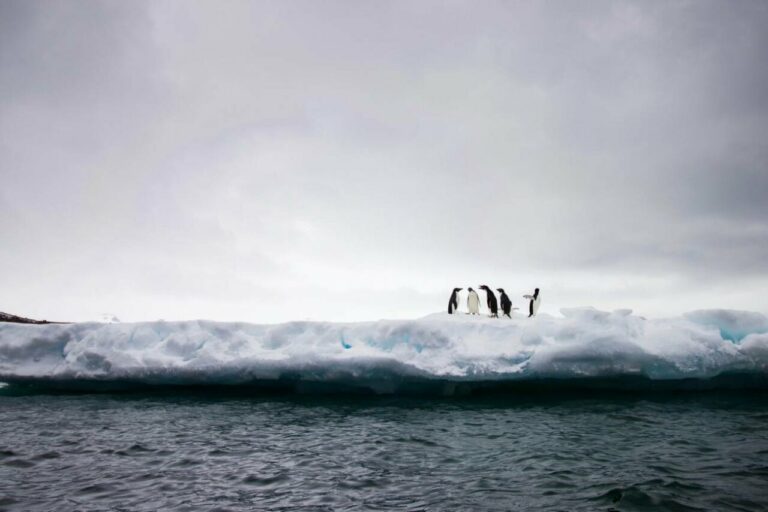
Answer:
[{"xmin": 1, "ymin": 0, "xmax": 767, "ymax": 322}]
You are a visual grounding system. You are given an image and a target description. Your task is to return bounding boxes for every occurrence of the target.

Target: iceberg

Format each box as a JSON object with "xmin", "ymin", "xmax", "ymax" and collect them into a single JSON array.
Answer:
[{"xmin": 1, "ymin": 308, "xmax": 767, "ymax": 394}]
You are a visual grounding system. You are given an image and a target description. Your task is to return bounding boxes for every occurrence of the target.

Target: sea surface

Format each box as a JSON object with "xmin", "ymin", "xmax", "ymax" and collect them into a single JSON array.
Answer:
[{"xmin": 1, "ymin": 389, "xmax": 767, "ymax": 511}]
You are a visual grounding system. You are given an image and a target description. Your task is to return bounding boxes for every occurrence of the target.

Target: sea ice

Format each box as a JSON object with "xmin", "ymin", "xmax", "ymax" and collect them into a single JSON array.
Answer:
[{"xmin": 0, "ymin": 308, "xmax": 766, "ymax": 391}]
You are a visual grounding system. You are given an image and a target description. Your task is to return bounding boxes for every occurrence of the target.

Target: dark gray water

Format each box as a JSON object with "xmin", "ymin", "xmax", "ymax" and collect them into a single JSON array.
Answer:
[{"xmin": 1, "ymin": 391, "xmax": 767, "ymax": 511}]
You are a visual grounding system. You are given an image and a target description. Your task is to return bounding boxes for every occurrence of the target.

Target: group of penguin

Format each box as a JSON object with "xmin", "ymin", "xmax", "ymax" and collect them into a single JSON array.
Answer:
[{"xmin": 448, "ymin": 286, "xmax": 540, "ymax": 318}]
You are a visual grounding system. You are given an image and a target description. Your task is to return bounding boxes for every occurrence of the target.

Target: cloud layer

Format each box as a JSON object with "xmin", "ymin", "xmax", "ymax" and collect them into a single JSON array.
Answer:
[{"xmin": 2, "ymin": 0, "xmax": 767, "ymax": 322}]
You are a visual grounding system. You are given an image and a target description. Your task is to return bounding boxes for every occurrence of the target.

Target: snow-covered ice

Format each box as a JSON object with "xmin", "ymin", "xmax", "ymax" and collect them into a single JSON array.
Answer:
[{"xmin": 1, "ymin": 308, "xmax": 767, "ymax": 393}]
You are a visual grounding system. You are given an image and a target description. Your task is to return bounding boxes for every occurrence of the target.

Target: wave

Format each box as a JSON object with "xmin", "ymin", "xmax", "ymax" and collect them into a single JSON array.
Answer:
[{"xmin": 1, "ymin": 308, "xmax": 767, "ymax": 394}]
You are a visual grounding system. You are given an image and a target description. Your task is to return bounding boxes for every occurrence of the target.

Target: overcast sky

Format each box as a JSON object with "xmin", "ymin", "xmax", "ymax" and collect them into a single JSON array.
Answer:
[{"xmin": 1, "ymin": 0, "xmax": 767, "ymax": 323}]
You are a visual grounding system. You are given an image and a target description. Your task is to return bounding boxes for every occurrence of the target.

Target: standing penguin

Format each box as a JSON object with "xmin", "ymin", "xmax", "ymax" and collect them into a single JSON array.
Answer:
[
  {"xmin": 447, "ymin": 287, "xmax": 462, "ymax": 314},
  {"xmin": 479, "ymin": 285, "xmax": 498, "ymax": 318},
  {"xmin": 524, "ymin": 288, "xmax": 541, "ymax": 317},
  {"xmin": 497, "ymin": 288, "xmax": 512, "ymax": 318},
  {"xmin": 467, "ymin": 287, "xmax": 480, "ymax": 315}
]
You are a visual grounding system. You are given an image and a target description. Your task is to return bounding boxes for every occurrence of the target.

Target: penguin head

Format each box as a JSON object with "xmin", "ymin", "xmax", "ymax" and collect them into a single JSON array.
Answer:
[
  {"xmin": 468, "ymin": 287, "xmax": 474, "ymax": 292},
  {"xmin": 496, "ymin": 288, "xmax": 504, "ymax": 293},
  {"xmin": 479, "ymin": 285, "xmax": 488, "ymax": 291},
  {"xmin": 534, "ymin": 288, "xmax": 540, "ymax": 297},
  {"xmin": 453, "ymin": 287, "xmax": 463, "ymax": 292}
]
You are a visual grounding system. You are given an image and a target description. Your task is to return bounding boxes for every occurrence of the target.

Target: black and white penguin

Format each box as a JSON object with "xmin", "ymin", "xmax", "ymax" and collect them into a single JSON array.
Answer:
[
  {"xmin": 497, "ymin": 288, "xmax": 512, "ymax": 318},
  {"xmin": 467, "ymin": 287, "xmax": 480, "ymax": 315},
  {"xmin": 447, "ymin": 287, "xmax": 462, "ymax": 314},
  {"xmin": 524, "ymin": 288, "xmax": 540, "ymax": 317},
  {"xmin": 479, "ymin": 285, "xmax": 498, "ymax": 318}
]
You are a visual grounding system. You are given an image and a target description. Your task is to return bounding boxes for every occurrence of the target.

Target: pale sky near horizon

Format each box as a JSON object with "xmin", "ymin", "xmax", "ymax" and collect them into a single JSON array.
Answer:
[{"xmin": 2, "ymin": 0, "xmax": 767, "ymax": 323}]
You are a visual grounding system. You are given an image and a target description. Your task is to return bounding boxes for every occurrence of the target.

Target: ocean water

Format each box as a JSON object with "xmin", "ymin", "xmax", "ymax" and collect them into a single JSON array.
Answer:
[{"xmin": 1, "ymin": 390, "xmax": 767, "ymax": 511}]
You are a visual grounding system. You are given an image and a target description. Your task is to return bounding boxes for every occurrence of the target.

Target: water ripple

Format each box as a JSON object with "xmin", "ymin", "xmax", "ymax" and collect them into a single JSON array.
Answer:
[{"xmin": 0, "ymin": 393, "xmax": 766, "ymax": 511}]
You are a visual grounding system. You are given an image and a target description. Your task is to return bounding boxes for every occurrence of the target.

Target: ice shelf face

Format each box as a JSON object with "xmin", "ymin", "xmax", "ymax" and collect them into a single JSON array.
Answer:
[{"xmin": 1, "ymin": 308, "xmax": 767, "ymax": 392}]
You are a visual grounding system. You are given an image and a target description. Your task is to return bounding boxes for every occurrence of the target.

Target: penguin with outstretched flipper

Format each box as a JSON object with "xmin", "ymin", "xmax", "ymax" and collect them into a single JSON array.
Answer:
[
  {"xmin": 479, "ymin": 285, "xmax": 498, "ymax": 318},
  {"xmin": 524, "ymin": 288, "xmax": 540, "ymax": 317},
  {"xmin": 497, "ymin": 288, "xmax": 512, "ymax": 318},
  {"xmin": 447, "ymin": 287, "xmax": 462, "ymax": 314}
]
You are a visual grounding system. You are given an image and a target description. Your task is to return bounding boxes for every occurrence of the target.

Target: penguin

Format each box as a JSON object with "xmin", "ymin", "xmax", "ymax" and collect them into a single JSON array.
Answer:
[
  {"xmin": 467, "ymin": 287, "xmax": 480, "ymax": 315},
  {"xmin": 524, "ymin": 288, "xmax": 540, "ymax": 317},
  {"xmin": 479, "ymin": 285, "xmax": 498, "ymax": 318},
  {"xmin": 497, "ymin": 288, "xmax": 512, "ymax": 318},
  {"xmin": 447, "ymin": 287, "xmax": 462, "ymax": 314}
]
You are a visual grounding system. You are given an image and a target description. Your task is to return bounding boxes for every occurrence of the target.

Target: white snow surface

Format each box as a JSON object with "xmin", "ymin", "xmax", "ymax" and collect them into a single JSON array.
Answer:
[{"xmin": 1, "ymin": 308, "xmax": 767, "ymax": 389}]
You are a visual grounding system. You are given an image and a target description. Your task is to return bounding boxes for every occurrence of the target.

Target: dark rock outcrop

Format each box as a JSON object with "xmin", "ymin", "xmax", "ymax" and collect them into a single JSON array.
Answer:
[{"xmin": 0, "ymin": 312, "xmax": 66, "ymax": 324}]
